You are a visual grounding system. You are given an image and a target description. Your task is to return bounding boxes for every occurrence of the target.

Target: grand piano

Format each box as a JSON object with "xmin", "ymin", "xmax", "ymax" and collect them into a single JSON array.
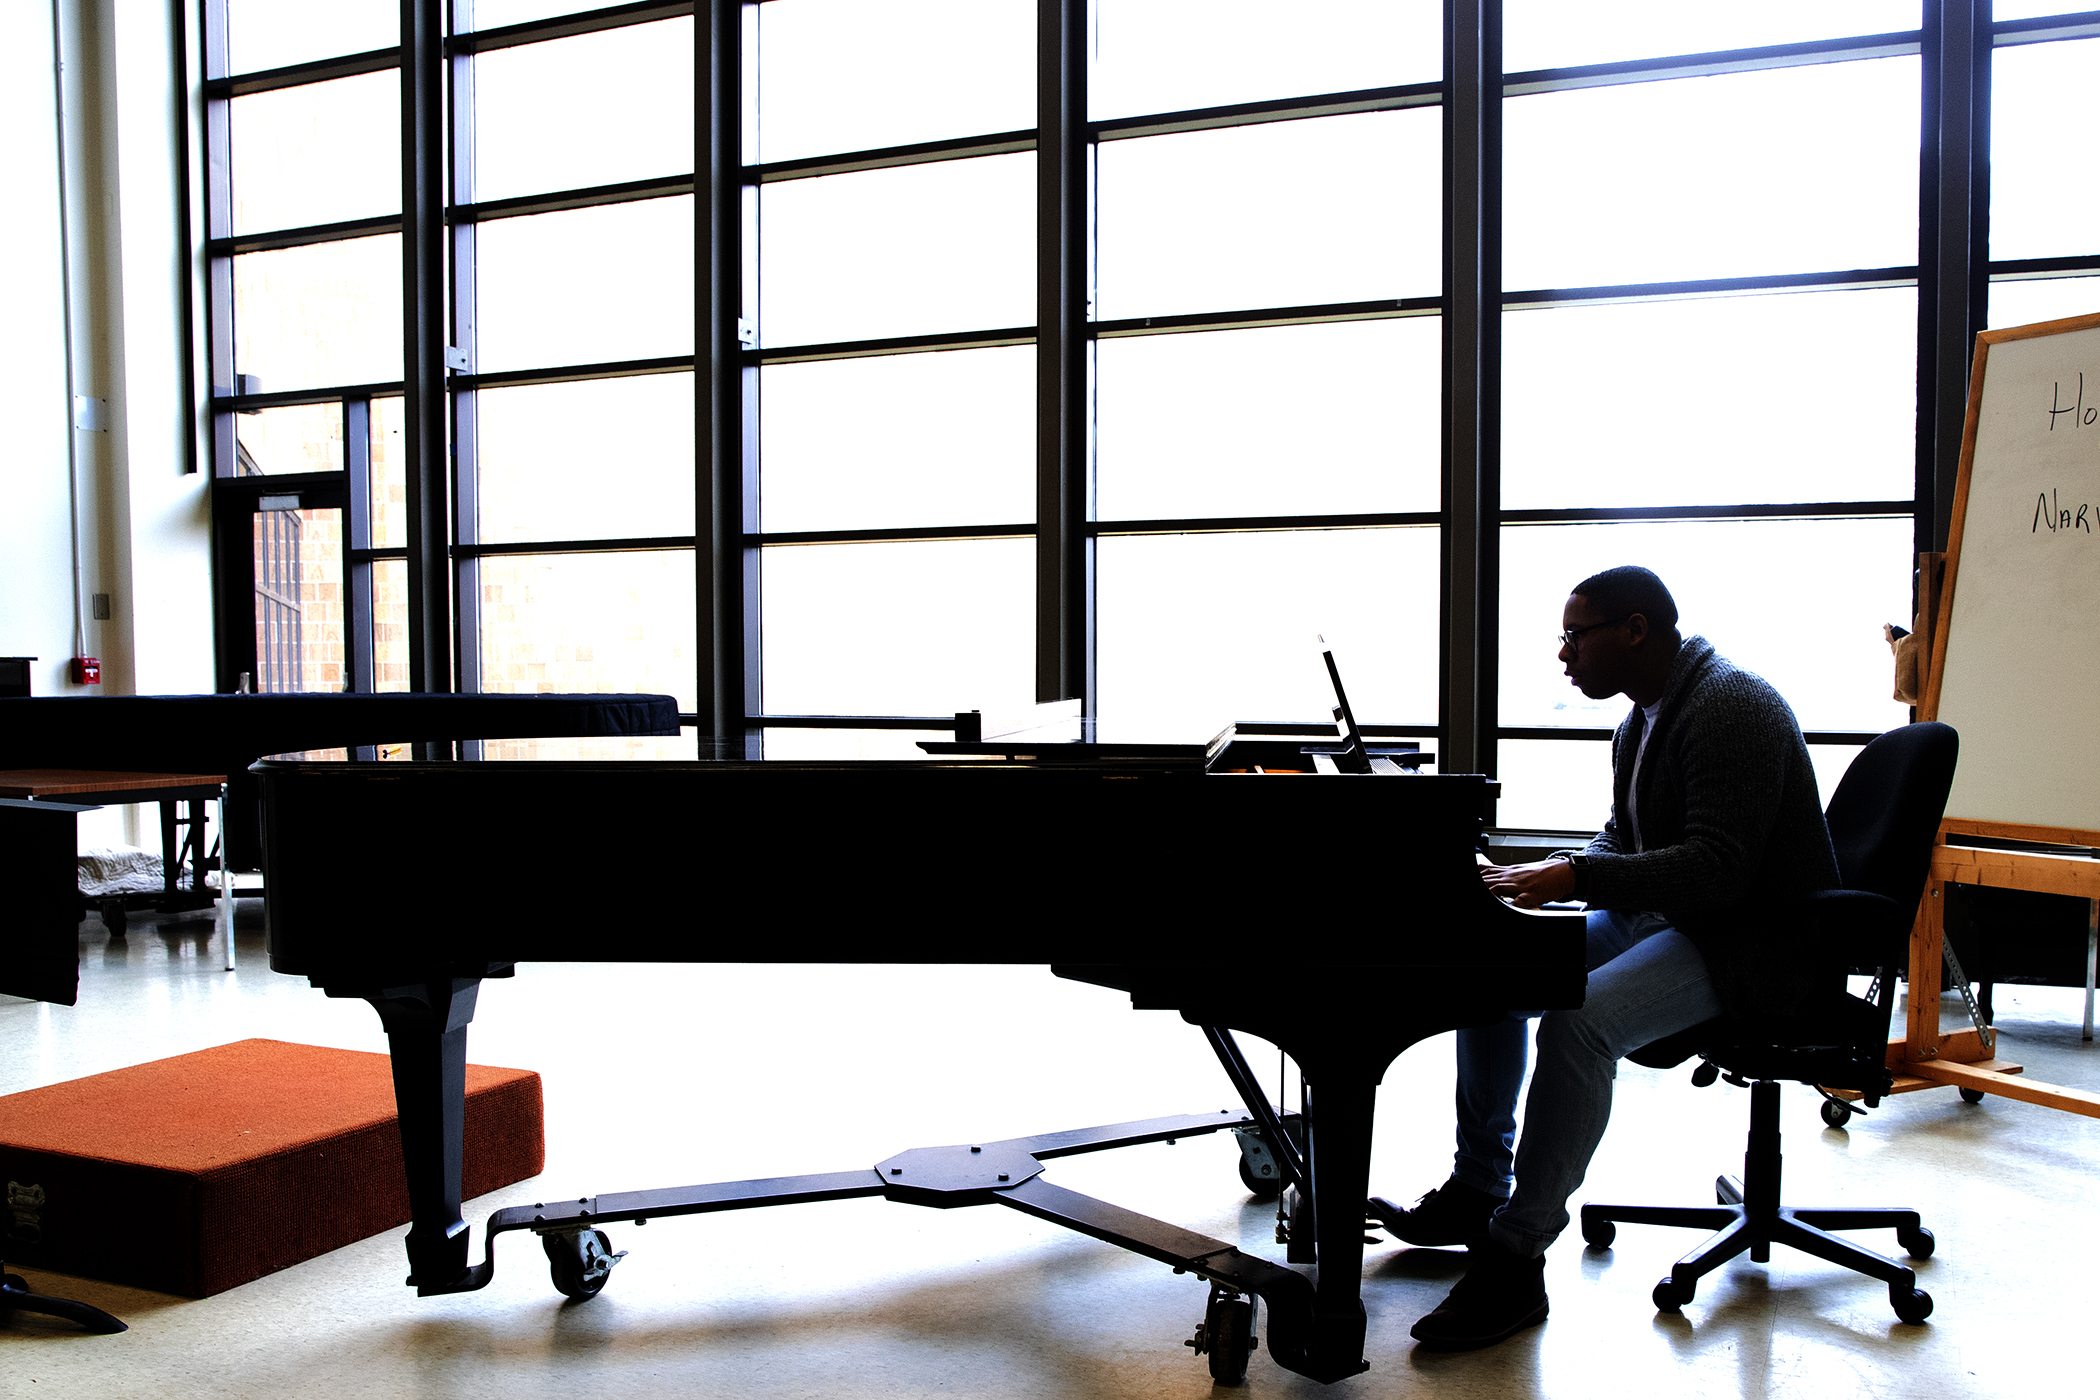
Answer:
[{"xmin": 258, "ymin": 718, "xmax": 1584, "ymax": 1385}]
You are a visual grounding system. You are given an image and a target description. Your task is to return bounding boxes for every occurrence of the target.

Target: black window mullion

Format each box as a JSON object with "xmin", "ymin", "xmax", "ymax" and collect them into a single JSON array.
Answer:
[
  {"xmin": 699, "ymin": 0, "xmax": 751, "ymax": 748},
  {"xmin": 1919, "ymin": 0, "xmax": 1991, "ymax": 561},
  {"xmin": 1442, "ymin": 0, "xmax": 1500, "ymax": 779},
  {"xmin": 400, "ymin": 0, "xmax": 453, "ymax": 703},
  {"xmin": 1037, "ymin": 0, "xmax": 1088, "ymax": 710}
]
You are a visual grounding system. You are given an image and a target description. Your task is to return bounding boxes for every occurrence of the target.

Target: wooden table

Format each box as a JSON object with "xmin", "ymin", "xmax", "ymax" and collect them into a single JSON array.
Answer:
[{"xmin": 0, "ymin": 769, "xmax": 234, "ymax": 969}]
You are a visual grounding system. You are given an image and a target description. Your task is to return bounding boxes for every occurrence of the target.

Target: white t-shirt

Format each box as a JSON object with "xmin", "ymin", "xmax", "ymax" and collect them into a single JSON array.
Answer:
[{"xmin": 1626, "ymin": 698, "xmax": 1663, "ymax": 851}]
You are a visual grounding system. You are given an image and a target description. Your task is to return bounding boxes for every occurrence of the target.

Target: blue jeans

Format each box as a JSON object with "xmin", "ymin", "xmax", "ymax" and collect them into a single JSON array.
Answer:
[{"xmin": 1448, "ymin": 907, "xmax": 1723, "ymax": 1258}]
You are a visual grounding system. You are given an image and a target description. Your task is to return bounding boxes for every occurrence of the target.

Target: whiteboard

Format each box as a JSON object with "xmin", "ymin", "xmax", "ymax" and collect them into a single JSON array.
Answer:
[{"xmin": 1925, "ymin": 312, "xmax": 2100, "ymax": 842}]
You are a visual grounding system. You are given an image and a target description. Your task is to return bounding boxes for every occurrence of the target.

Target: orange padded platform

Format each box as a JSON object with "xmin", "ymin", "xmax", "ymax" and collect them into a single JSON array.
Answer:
[{"xmin": 0, "ymin": 1038, "xmax": 543, "ymax": 1296}]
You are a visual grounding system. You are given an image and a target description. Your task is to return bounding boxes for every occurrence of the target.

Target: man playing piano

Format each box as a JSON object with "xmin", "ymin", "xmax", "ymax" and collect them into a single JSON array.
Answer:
[{"xmin": 1370, "ymin": 565, "xmax": 1839, "ymax": 1349}]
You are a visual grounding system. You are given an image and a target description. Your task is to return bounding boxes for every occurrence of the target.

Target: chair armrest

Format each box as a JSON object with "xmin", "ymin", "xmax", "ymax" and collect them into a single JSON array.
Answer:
[{"xmin": 1786, "ymin": 888, "xmax": 1909, "ymax": 974}]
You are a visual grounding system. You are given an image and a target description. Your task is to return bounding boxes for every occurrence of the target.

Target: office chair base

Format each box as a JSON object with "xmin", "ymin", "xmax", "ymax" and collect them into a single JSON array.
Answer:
[{"xmin": 1579, "ymin": 1082, "xmax": 1936, "ymax": 1325}]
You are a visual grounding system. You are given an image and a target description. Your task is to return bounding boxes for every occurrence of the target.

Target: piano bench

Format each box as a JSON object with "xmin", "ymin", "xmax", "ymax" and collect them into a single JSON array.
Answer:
[{"xmin": 0, "ymin": 1038, "xmax": 542, "ymax": 1297}]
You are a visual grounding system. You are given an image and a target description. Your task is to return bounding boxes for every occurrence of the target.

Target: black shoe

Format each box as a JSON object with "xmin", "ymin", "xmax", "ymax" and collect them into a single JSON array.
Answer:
[
  {"xmin": 1409, "ymin": 1240, "xmax": 1549, "ymax": 1351},
  {"xmin": 1367, "ymin": 1180, "xmax": 1501, "ymax": 1248}
]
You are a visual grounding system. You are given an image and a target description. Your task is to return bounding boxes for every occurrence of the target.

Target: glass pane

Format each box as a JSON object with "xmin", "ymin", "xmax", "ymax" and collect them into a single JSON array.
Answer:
[
  {"xmin": 1996, "ymin": 2, "xmax": 2094, "ymax": 18},
  {"xmin": 1990, "ymin": 39, "xmax": 2100, "ymax": 263},
  {"xmin": 1494, "ymin": 737, "xmax": 1614, "ymax": 832},
  {"xmin": 233, "ymin": 236, "xmax": 402, "ymax": 391},
  {"xmin": 1095, "ymin": 526, "xmax": 1439, "ymax": 738},
  {"xmin": 1496, "ymin": 736, "xmax": 1867, "ymax": 837},
  {"xmin": 1503, "ymin": 0, "xmax": 1920, "ymax": 72},
  {"xmin": 225, "ymin": 1, "xmax": 395, "ymax": 74},
  {"xmin": 756, "ymin": 728, "xmax": 949, "ymax": 760},
  {"xmin": 757, "ymin": 154, "xmax": 1034, "ymax": 347},
  {"xmin": 483, "ymin": 731, "xmax": 696, "ymax": 761},
  {"xmin": 252, "ymin": 506, "xmax": 344, "ymax": 694},
  {"xmin": 752, "ymin": 0, "xmax": 1035, "ymax": 163},
  {"xmin": 1096, "ymin": 318, "xmax": 1442, "ymax": 520},
  {"xmin": 473, "ymin": 197, "xmax": 694, "ymax": 372},
  {"xmin": 1091, "ymin": 0, "xmax": 1440, "ymax": 120},
  {"xmin": 1503, "ymin": 59, "xmax": 1919, "ymax": 291},
  {"xmin": 369, "ymin": 396, "xmax": 406, "ymax": 549},
  {"xmin": 231, "ymin": 73, "xmax": 398, "ymax": 233},
  {"xmin": 1988, "ymin": 276, "xmax": 2100, "ymax": 330},
  {"xmin": 1502, "ymin": 287, "xmax": 1916, "ymax": 509},
  {"xmin": 466, "ymin": 0, "xmax": 602, "ymax": 29},
  {"xmin": 232, "ymin": 403, "xmax": 343, "ymax": 476},
  {"xmin": 471, "ymin": 19, "xmax": 695, "ymax": 203},
  {"xmin": 1097, "ymin": 111, "xmax": 1441, "ymax": 321},
  {"xmin": 1496, "ymin": 518, "xmax": 1916, "ymax": 735},
  {"xmin": 760, "ymin": 538, "xmax": 1034, "ymax": 715},
  {"xmin": 371, "ymin": 556, "xmax": 409, "ymax": 691},
  {"xmin": 476, "ymin": 550, "xmax": 699, "ymax": 709},
  {"xmin": 760, "ymin": 348, "xmax": 1033, "ymax": 533},
  {"xmin": 476, "ymin": 375, "xmax": 696, "ymax": 544}
]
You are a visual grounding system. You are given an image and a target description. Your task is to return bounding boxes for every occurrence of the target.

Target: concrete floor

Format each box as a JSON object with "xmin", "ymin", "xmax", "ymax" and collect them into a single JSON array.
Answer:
[{"xmin": 5, "ymin": 900, "xmax": 2095, "ymax": 1398}]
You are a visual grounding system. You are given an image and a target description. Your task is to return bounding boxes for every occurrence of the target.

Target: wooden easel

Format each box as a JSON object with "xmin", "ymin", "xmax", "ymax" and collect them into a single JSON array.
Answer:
[{"xmin": 1889, "ymin": 312, "xmax": 2100, "ymax": 1118}]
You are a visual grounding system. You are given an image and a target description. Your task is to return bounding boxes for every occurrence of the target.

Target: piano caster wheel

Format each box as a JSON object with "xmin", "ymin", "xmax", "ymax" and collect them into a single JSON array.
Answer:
[
  {"xmin": 1821, "ymin": 1097, "xmax": 1854, "ymax": 1128},
  {"xmin": 1185, "ymin": 1287, "xmax": 1257, "ymax": 1386},
  {"xmin": 1237, "ymin": 1154, "xmax": 1284, "ymax": 1203},
  {"xmin": 542, "ymin": 1228, "xmax": 624, "ymax": 1301}
]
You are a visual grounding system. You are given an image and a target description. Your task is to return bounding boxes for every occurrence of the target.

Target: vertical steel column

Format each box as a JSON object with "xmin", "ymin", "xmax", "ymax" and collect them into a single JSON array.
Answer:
[
  {"xmin": 451, "ymin": 0, "xmax": 483, "ymax": 700},
  {"xmin": 1917, "ymin": 0, "xmax": 1990, "ymax": 558},
  {"xmin": 346, "ymin": 396, "xmax": 375, "ymax": 693},
  {"xmin": 200, "ymin": 0, "xmax": 240, "ymax": 689},
  {"xmin": 172, "ymin": 0, "xmax": 201, "ymax": 476},
  {"xmin": 1036, "ymin": 0, "xmax": 1090, "ymax": 708},
  {"xmin": 698, "ymin": 1, "xmax": 753, "ymax": 748},
  {"xmin": 1440, "ymin": 0, "xmax": 1500, "ymax": 777},
  {"xmin": 400, "ymin": 0, "xmax": 453, "ymax": 698}
]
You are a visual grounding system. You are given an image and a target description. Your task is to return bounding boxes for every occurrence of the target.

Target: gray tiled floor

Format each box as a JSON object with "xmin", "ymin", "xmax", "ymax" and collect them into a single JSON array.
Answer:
[{"xmin": 6, "ymin": 901, "xmax": 2095, "ymax": 1398}]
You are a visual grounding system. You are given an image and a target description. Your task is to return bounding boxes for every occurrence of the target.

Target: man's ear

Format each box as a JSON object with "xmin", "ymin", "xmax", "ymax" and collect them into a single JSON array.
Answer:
[{"xmin": 1624, "ymin": 611, "xmax": 1650, "ymax": 644}]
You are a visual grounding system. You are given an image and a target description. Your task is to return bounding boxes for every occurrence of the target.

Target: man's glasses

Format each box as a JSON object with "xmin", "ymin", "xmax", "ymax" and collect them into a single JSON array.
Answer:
[{"xmin": 1558, "ymin": 615, "xmax": 1629, "ymax": 650}]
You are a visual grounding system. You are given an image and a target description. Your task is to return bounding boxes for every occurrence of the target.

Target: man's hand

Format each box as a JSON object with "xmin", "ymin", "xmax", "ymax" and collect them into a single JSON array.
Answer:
[{"xmin": 1480, "ymin": 857, "xmax": 1578, "ymax": 911}]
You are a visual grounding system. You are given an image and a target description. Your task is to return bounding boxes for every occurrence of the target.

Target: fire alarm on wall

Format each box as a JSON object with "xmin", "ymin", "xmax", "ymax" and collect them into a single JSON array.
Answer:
[{"xmin": 71, "ymin": 656, "xmax": 101, "ymax": 685}]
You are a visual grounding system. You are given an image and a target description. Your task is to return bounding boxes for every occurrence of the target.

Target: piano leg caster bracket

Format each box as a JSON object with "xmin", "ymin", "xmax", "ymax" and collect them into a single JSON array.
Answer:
[{"xmin": 415, "ymin": 1107, "xmax": 1367, "ymax": 1381}]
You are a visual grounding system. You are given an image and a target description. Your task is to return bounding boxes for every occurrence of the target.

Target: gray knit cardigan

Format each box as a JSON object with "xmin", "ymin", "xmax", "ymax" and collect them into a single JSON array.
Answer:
[{"xmin": 1580, "ymin": 635, "xmax": 1841, "ymax": 1015}]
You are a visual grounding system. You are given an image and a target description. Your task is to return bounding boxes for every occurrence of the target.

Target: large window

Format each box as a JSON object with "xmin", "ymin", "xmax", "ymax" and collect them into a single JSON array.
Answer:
[{"xmin": 197, "ymin": 2, "xmax": 2100, "ymax": 823}]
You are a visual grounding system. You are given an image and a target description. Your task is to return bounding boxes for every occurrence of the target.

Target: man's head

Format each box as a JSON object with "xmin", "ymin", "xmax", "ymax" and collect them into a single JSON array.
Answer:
[{"xmin": 1559, "ymin": 565, "xmax": 1684, "ymax": 705}]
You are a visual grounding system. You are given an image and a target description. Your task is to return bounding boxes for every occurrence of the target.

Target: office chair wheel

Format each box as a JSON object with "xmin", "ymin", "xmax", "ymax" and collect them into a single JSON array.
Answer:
[
  {"xmin": 1898, "ymin": 1225, "xmax": 1935, "ymax": 1259},
  {"xmin": 1891, "ymin": 1285, "xmax": 1933, "ymax": 1324},
  {"xmin": 1580, "ymin": 1215, "xmax": 1615, "ymax": 1249},
  {"xmin": 1652, "ymin": 1277, "xmax": 1695, "ymax": 1312},
  {"xmin": 542, "ymin": 1227, "xmax": 623, "ymax": 1300},
  {"xmin": 1820, "ymin": 1097, "xmax": 1854, "ymax": 1128},
  {"xmin": 1959, "ymin": 1087, "xmax": 1986, "ymax": 1104}
]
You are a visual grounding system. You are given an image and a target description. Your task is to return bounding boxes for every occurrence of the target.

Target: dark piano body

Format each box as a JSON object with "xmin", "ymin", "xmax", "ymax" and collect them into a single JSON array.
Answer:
[{"xmin": 259, "ymin": 734, "xmax": 1584, "ymax": 1385}]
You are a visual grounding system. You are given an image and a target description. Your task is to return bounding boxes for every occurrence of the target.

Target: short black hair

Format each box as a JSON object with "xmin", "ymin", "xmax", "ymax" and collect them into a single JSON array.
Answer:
[{"xmin": 1572, "ymin": 565, "xmax": 1679, "ymax": 631}]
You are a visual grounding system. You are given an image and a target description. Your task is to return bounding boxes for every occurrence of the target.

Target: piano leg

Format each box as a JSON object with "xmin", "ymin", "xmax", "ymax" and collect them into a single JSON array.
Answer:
[
  {"xmin": 1292, "ymin": 1071, "xmax": 1375, "ymax": 1382},
  {"xmin": 367, "ymin": 977, "xmax": 491, "ymax": 1295}
]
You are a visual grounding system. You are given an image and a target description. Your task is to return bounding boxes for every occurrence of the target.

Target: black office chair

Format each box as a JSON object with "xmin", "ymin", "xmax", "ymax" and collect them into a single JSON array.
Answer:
[{"xmin": 1578, "ymin": 720, "xmax": 1959, "ymax": 1326}]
